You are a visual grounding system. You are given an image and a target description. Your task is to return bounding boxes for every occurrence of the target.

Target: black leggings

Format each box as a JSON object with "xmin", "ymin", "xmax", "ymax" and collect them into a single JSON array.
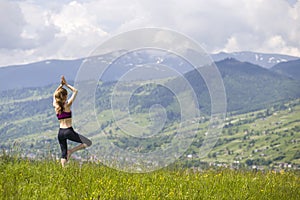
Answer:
[{"xmin": 57, "ymin": 127, "xmax": 92, "ymax": 159}]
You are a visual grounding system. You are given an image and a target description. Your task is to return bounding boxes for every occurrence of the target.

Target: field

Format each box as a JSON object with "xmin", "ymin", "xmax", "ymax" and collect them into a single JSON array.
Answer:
[{"xmin": 0, "ymin": 154, "xmax": 299, "ymax": 200}]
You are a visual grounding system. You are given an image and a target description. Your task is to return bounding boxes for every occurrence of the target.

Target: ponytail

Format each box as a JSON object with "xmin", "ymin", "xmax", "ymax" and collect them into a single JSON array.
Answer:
[
  {"xmin": 54, "ymin": 88, "xmax": 68, "ymax": 114},
  {"xmin": 56, "ymin": 98, "xmax": 64, "ymax": 114}
]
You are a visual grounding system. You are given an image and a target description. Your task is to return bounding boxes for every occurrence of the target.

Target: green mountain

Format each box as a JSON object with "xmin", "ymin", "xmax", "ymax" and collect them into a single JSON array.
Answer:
[
  {"xmin": 271, "ymin": 59, "xmax": 300, "ymax": 80},
  {"xmin": 1, "ymin": 58, "xmax": 300, "ymax": 169},
  {"xmin": 182, "ymin": 58, "xmax": 300, "ymax": 114}
]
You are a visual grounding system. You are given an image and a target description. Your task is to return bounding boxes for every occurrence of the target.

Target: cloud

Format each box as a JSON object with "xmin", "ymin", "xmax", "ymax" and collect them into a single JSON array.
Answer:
[
  {"xmin": 48, "ymin": 1, "xmax": 109, "ymax": 58},
  {"xmin": 0, "ymin": 1, "xmax": 26, "ymax": 49},
  {"xmin": 0, "ymin": 0, "xmax": 299, "ymax": 67},
  {"xmin": 136, "ymin": 0, "xmax": 300, "ymax": 55}
]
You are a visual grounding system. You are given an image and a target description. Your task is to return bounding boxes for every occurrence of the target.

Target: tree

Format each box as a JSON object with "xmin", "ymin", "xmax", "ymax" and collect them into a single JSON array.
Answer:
[
  {"xmin": 293, "ymin": 151, "xmax": 300, "ymax": 160},
  {"xmin": 245, "ymin": 159, "xmax": 253, "ymax": 166}
]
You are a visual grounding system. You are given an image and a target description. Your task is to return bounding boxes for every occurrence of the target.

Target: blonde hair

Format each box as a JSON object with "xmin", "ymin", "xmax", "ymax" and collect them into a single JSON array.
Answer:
[{"xmin": 54, "ymin": 88, "xmax": 68, "ymax": 114}]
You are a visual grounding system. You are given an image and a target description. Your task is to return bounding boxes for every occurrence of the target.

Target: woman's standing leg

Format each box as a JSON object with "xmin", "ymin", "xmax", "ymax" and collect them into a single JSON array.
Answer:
[{"xmin": 58, "ymin": 129, "xmax": 68, "ymax": 167}]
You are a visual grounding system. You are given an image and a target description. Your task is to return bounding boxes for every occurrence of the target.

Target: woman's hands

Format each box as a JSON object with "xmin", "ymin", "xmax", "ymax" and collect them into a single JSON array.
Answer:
[
  {"xmin": 61, "ymin": 76, "xmax": 67, "ymax": 85},
  {"xmin": 60, "ymin": 75, "xmax": 78, "ymax": 106},
  {"xmin": 61, "ymin": 75, "xmax": 77, "ymax": 93}
]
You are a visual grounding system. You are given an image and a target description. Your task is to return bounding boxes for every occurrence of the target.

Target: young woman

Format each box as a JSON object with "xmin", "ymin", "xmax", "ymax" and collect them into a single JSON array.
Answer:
[{"xmin": 53, "ymin": 76, "xmax": 92, "ymax": 167}]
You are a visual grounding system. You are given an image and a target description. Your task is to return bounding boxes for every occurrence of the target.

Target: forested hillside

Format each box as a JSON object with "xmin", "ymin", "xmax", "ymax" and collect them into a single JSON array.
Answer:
[
  {"xmin": 271, "ymin": 59, "xmax": 300, "ymax": 80},
  {"xmin": 0, "ymin": 66, "xmax": 299, "ymax": 169}
]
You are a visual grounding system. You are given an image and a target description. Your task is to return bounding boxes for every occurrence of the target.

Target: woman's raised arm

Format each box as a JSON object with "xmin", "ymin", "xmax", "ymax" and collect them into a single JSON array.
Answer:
[{"xmin": 61, "ymin": 76, "xmax": 78, "ymax": 106}]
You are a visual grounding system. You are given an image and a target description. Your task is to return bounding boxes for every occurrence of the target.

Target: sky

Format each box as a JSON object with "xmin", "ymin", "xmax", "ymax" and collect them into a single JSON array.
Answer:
[{"xmin": 0, "ymin": 0, "xmax": 299, "ymax": 67}]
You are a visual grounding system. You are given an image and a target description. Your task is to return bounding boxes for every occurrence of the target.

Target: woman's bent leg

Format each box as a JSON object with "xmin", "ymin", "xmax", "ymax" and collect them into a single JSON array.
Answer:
[{"xmin": 64, "ymin": 127, "xmax": 92, "ymax": 159}]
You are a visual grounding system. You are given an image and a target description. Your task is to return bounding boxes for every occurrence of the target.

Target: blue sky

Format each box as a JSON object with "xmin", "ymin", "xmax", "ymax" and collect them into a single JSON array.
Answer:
[{"xmin": 0, "ymin": 0, "xmax": 299, "ymax": 66}]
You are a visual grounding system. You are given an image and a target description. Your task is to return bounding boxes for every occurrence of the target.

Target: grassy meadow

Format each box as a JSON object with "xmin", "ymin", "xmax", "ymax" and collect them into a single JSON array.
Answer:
[{"xmin": 0, "ymin": 155, "xmax": 299, "ymax": 200}]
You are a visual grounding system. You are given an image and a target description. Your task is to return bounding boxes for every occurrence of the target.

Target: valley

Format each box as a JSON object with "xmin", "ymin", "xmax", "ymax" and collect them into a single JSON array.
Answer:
[{"xmin": 0, "ymin": 83, "xmax": 299, "ymax": 171}]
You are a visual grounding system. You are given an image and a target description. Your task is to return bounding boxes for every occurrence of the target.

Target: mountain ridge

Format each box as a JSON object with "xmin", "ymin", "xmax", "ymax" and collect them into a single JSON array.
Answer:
[
  {"xmin": 211, "ymin": 51, "xmax": 299, "ymax": 69},
  {"xmin": 0, "ymin": 51, "xmax": 299, "ymax": 91}
]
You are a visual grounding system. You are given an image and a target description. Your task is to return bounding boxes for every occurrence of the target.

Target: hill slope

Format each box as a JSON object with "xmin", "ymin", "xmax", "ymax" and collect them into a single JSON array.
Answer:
[
  {"xmin": 271, "ymin": 59, "xmax": 300, "ymax": 80},
  {"xmin": 180, "ymin": 58, "xmax": 300, "ymax": 113},
  {"xmin": 1, "ymin": 84, "xmax": 299, "ymax": 168}
]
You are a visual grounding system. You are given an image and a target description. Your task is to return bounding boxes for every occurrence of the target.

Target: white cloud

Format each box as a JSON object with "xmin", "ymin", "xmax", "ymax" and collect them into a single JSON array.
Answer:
[
  {"xmin": 0, "ymin": 0, "xmax": 300, "ymax": 67},
  {"xmin": 48, "ymin": 1, "xmax": 109, "ymax": 59},
  {"xmin": 0, "ymin": 1, "xmax": 26, "ymax": 49},
  {"xmin": 136, "ymin": 0, "xmax": 300, "ymax": 56}
]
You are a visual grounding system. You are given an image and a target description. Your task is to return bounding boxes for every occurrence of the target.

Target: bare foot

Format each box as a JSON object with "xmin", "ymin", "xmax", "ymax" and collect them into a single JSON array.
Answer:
[{"xmin": 61, "ymin": 158, "xmax": 67, "ymax": 167}]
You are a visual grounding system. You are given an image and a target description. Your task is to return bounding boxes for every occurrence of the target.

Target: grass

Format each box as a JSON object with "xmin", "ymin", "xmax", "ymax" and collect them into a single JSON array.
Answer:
[{"xmin": 0, "ymin": 155, "xmax": 299, "ymax": 200}]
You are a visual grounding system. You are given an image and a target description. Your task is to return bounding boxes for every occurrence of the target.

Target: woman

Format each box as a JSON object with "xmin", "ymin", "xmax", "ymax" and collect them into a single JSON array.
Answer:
[{"xmin": 53, "ymin": 76, "xmax": 92, "ymax": 167}]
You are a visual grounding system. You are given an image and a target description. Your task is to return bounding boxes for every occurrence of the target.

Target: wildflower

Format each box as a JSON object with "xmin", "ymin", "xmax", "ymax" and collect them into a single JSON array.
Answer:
[{"xmin": 203, "ymin": 174, "xmax": 208, "ymax": 178}]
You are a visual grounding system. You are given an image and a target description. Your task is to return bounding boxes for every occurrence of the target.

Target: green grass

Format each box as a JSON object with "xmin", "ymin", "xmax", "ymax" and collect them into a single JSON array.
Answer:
[{"xmin": 0, "ymin": 156, "xmax": 299, "ymax": 200}]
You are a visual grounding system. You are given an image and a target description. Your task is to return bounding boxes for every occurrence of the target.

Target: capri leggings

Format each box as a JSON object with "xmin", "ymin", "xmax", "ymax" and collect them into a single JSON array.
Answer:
[{"xmin": 58, "ymin": 127, "xmax": 92, "ymax": 159}]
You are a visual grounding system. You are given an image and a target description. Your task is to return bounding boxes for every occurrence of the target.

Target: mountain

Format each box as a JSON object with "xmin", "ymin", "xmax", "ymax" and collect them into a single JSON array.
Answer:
[
  {"xmin": 1, "ymin": 57, "xmax": 300, "ymax": 167},
  {"xmin": 1, "ymin": 51, "xmax": 299, "ymax": 92},
  {"xmin": 0, "ymin": 59, "xmax": 82, "ymax": 91},
  {"xmin": 180, "ymin": 58, "xmax": 300, "ymax": 113},
  {"xmin": 271, "ymin": 59, "xmax": 300, "ymax": 80},
  {"xmin": 211, "ymin": 51, "xmax": 299, "ymax": 69},
  {"xmin": 0, "ymin": 50, "xmax": 193, "ymax": 91},
  {"xmin": 1, "ymin": 67, "xmax": 300, "ymax": 168}
]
